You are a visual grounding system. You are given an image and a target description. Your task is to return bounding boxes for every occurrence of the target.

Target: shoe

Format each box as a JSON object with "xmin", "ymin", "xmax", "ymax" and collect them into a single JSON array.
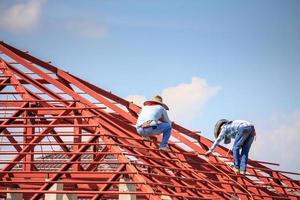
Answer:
[
  {"xmin": 159, "ymin": 146, "xmax": 171, "ymax": 152},
  {"xmin": 142, "ymin": 136, "xmax": 151, "ymax": 141},
  {"xmin": 230, "ymin": 165, "xmax": 239, "ymax": 174},
  {"xmin": 239, "ymin": 171, "xmax": 246, "ymax": 175}
]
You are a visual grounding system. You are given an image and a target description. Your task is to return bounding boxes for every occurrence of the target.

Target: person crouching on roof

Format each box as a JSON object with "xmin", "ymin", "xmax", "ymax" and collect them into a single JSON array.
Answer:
[
  {"xmin": 136, "ymin": 95, "xmax": 172, "ymax": 151},
  {"xmin": 205, "ymin": 119, "xmax": 256, "ymax": 175}
]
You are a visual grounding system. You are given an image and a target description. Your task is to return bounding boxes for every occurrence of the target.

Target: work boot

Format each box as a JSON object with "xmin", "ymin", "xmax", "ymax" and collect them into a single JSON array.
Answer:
[
  {"xmin": 232, "ymin": 167, "xmax": 239, "ymax": 174},
  {"xmin": 230, "ymin": 165, "xmax": 239, "ymax": 174},
  {"xmin": 142, "ymin": 136, "xmax": 151, "ymax": 141},
  {"xmin": 159, "ymin": 146, "xmax": 171, "ymax": 152},
  {"xmin": 239, "ymin": 171, "xmax": 246, "ymax": 175}
]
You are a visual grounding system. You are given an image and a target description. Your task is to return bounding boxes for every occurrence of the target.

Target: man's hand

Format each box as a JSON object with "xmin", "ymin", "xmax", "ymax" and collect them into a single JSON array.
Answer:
[
  {"xmin": 204, "ymin": 151, "xmax": 212, "ymax": 157},
  {"xmin": 141, "ymin": 120, "xmax": 152, "ymax": 128}
]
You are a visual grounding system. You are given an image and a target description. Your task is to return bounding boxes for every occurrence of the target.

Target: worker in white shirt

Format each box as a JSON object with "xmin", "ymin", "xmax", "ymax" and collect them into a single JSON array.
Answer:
[{"xmin": 136, "ymin": 95, "xmax": 172, "ymax": 151}]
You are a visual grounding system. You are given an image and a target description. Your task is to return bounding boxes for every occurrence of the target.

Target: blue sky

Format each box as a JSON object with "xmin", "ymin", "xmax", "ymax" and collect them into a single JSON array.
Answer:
[{"xmin": 0, "ymin": 0, "xmax": 300, "ymax": 174}]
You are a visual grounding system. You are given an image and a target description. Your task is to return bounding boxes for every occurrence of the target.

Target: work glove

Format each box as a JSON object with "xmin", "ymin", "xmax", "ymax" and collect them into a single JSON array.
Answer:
[
  {"xmin": 141, "ymin": 120, "xmax": 153, "ymax": 128},
  {"xmin": 204, "ymin": 151, "xmax": 212, "ymax": 157}
]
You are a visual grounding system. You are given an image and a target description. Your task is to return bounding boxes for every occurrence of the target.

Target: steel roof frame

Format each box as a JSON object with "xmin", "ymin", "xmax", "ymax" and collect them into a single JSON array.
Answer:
[{"xmin": 0, "ymin": 41, "xmax": 299, "ymax": 200}]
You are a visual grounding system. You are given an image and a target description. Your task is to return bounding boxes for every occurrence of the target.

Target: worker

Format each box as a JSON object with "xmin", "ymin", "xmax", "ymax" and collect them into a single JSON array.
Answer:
[
  {"xmin": 136, "ymin": 95, "xmax": 172, "ymax": 151},
  {"xmin": 205, "ymin": 119, "xmax": 256, "ymax": 175}
]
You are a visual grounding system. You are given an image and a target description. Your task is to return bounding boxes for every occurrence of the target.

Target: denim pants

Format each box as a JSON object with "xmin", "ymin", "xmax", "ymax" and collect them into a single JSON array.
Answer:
[
  {"xmin": 136, "ymin": 122, "xmax": 172, "ymax": 148},
  {"xmin": 232, "ymin": 126, "xmax": 255, "ymax": 172}
]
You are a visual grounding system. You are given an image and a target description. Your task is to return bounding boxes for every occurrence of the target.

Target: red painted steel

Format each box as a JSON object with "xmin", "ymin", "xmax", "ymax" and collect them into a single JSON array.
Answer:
[{"xmin": 0, "ymin": 41, "xmax": 299, "ymax": 200}]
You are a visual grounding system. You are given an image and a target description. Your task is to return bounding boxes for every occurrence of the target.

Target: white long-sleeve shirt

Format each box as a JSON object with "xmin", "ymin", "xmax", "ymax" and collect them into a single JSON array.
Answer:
[{"xmin": 136, "ymin": 105, "xmax": 171, "ymax": 128}]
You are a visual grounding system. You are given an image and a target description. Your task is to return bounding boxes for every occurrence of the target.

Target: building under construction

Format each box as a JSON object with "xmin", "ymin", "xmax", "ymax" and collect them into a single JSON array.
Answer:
[{"xmin": 0, "ymin": 41, "xmax": 299, "ymax": 200}]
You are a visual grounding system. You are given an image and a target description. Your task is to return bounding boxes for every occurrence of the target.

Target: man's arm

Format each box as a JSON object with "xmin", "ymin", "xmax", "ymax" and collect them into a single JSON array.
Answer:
[
  {"xmin": 161, "ymin": 108, "xmax": 171, "ymax": 125},
  {"xmin": 205, "ymin": 128, "xmax": 226, "ymax": 156}
]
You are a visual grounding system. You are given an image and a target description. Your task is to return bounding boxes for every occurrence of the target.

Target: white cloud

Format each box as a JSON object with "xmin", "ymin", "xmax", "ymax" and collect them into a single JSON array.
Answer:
[
  {"xmin": 127, "ymin": 77, "xmax": 221, "ymax": 126},
  {"xmin": 162, "ymin": 77, "xmax": 220, "ymax": 125},
  {"xmin": 251, "ymin": 110, "xmax": 300, "ymax": 174},
  {"xmin": 0, "ymin": 0, "xmax": 46, "ymax": 32},
  {"xmin": 66, "ymin": 20, "xmax": 108, "ymax": 39},
  {"xmin": 126, "ymin": 95, "xmax": 146, "ymax": 107}
]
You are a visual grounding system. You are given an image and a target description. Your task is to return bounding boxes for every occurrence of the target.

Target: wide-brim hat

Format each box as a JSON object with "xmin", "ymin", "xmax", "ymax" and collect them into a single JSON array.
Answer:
[
  {"xmin": 214, "ymin": 119, "xmax": 229, "ymax": 139},
  {"xmin": 144, "ymin": 95, "xmax": 169, "ymax": 110}
]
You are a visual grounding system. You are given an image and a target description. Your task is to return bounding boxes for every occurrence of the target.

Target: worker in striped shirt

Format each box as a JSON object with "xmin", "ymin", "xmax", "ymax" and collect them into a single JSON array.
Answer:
[{"xmin": 205, "ymin": 119, "xmax": 256, "ymax": 175}]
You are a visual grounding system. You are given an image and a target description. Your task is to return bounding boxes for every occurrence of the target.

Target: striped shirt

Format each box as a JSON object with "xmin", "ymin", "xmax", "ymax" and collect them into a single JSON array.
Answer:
[{"xmin": 209, "ymin": 120, "xmax": 253, "ymax": 152}]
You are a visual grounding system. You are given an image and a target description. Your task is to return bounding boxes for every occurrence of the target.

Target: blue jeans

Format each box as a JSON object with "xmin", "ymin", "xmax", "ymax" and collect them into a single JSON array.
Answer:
[
  {"xmin": 232, "ymin": 126, "xmax": 255, "ymax": 172},
  {"xmin": 136, "ymin": 122, "xmax": 172, "ymax": 148}
]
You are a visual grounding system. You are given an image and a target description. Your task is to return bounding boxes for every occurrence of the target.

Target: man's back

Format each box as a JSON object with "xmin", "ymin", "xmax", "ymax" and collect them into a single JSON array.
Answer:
[
  {"xmin": 224, "ymin": 120, "xmax": 253, "ymax": 133},
  {"xmin": 136, "ymin": 105, "xmax": 170, "ymax": 127}
]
